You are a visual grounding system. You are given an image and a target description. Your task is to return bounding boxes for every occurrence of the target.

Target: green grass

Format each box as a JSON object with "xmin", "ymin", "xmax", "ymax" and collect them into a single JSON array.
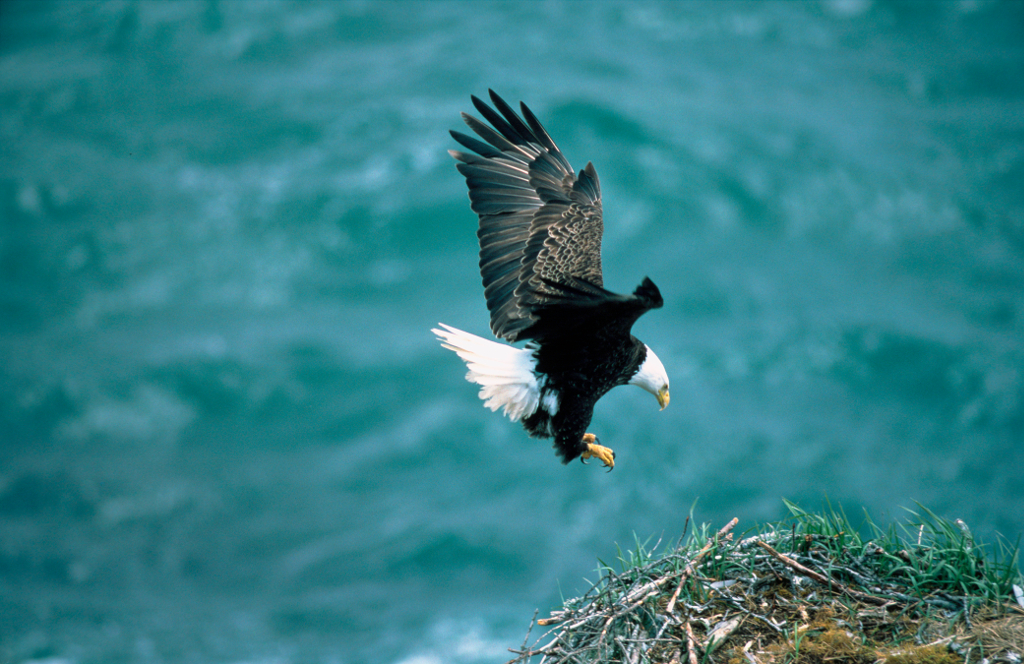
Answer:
[{"xmin": 778, "ymin": 499, "xmax": 1021, "ymax": 608}]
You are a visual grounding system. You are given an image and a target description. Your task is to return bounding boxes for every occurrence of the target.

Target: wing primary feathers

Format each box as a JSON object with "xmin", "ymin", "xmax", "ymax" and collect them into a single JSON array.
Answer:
[
  {"xmin": 449, "ymin": 91, "xmax": 607, "ymax": 342},
  {"xmin": 460, "ymin": 114, "xmax": 535, "ymax": 162},
  {"xmin": 486, "ymin": 90, "xmax": 543, "ymax": 146},
  {"xmin": 517, "ymin": 100, "xmax": 573, "ymax": 173},
  {"xmin": 456, "ymin": 164, "xmax": 531, "ymax": 189},
  {"xmin": 472, "ymin": 93, "xmax": 532, "ymax": 146},
  {"xmin": 449, "ymin": 131, "xmax": 504, "ymax": 160}
]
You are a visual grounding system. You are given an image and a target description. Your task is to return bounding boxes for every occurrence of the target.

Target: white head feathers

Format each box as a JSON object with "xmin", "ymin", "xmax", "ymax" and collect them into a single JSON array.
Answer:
[{"xmin": 628, "ymin": 345, "xmax": 670, "ymax": 409}]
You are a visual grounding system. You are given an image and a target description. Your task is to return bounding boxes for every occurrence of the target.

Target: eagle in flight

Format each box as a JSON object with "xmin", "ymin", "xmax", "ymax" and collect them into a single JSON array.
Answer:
[{"xmin": 433, "ymin": 90, "xmax": 669, "ymax": 470}]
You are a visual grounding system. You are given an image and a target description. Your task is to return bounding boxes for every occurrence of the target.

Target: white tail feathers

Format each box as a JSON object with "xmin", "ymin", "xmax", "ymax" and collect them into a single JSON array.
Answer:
[{"xmin": 432, "ymin": 323, "xmax": 540, "ymax": 422}]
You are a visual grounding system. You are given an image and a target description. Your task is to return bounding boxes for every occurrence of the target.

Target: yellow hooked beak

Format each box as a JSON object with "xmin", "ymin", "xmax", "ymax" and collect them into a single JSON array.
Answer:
[{"xmin": 657, "ymin": 387, "xmax": 670, "ymax": 410}]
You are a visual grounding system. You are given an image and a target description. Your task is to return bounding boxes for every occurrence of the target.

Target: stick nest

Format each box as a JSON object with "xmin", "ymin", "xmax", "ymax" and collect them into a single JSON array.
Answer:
[{"xmin": 507, "ymin": 503, "xmax": 1024, "ymax": 664}]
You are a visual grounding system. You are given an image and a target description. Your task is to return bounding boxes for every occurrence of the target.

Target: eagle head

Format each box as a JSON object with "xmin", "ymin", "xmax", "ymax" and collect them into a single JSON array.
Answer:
[{"xmin": 629, "ymin": 344, "xmax": 670, "ymax": 410}]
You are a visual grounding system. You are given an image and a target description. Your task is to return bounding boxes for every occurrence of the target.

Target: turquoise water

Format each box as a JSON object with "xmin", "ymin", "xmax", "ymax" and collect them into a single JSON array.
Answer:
[{"xmin": 1, "ymin": 1, "xmax": 1022, "ymax": 662}]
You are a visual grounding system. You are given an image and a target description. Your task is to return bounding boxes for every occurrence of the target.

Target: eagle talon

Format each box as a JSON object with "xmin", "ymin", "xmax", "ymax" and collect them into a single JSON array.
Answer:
[{"xmin": 580, "ymin": 433, "xmax": 615, "ymax": 470}]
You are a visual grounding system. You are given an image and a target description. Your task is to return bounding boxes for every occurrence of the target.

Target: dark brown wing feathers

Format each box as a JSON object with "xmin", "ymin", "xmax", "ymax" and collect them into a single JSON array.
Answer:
[
  {"xmin": 450, "ymin": 90, "xmax": 605, "ymax": 342},
  {"xmin": 524, "ymin": 276, "xmax": 663, "ymax": 344}
]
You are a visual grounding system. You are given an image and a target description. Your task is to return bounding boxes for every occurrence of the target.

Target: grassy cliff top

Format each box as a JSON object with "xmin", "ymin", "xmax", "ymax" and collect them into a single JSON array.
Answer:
[{"xmin": 508, "ymin": 501, "xmax": 1023, "ymax": 664}]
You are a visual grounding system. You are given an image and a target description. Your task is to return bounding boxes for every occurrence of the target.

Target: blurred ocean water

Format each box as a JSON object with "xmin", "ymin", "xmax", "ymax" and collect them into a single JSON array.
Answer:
[{"xmin": 1, "ymin": 1, "xmax": 1022, "ymax": 662}]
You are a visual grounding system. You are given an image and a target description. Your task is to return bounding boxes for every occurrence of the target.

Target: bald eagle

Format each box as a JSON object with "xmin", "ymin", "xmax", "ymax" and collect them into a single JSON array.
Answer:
[{"xmin": 433, "ymin": 90, "xmax": 669, "ymax": 470}]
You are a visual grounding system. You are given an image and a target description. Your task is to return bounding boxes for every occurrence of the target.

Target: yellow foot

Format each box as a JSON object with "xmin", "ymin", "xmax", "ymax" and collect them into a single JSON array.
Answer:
[{"xmin": 579, "ymin": 433, "xmax": 615, "ymax": 471}]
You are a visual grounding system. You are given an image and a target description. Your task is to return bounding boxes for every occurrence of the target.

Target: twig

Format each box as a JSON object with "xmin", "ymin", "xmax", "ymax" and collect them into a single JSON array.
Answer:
[
  {"xmin": 625, "ymin": 517, "xmax": 740, "ymax": 609},
  {"xmin": 665, "ymin": 573, "xmax": 686, "ymax": 616},
  {"xmin": 756, "ymin": 540, "xmax": 889, "ymax": 606},
  {"xmin": 520, "ymin": 609, "xmax": 538, "ymax": 651},
  {"xmin": 653, "ymin": 611, "xmax": 675, "ymax": 641},
  {"xmin": 625, "ymin": 624, "xmax": 642, "ymax": 664},
  {"xmin": 598, "ymin": 612, "xmax": 616, "ymax": 646},
  {"xmin": 714, "ymin": 592, "xmax": 784, "ymax": 633},
  {"xmin": 663, "ymin": 517, "xmax": 739, "ymax": 614},
  {"xmin": 677, "ymin": 514, "xmax": 691, "ymax": 549},
  {"xmin": 684, "ymin": 618, "xmax": 699, "ymax": 664}
]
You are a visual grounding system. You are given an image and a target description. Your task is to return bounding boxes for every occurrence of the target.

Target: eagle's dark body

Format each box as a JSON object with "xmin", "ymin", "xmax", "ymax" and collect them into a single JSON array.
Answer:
[
  {"xmin": 518, "ymin": 278, "xmax": 663, "ymax": 462},
  {"xmin": 523, "ymin": 325, "xmax": 653, "ymax": 462},
  {"xmin": 437, "ymin": 90, "xmax": 669, "ymax": 466}
]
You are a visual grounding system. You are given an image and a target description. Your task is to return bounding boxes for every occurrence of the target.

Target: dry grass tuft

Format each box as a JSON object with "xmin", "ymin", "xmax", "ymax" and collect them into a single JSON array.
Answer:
[{"xmin": 971, "ymin": 614, "xmax": 1024, "ymax": 661}]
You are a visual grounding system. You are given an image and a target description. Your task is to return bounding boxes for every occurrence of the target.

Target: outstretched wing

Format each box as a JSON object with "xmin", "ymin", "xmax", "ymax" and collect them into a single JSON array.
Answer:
[{"xmin": 449, "ymin": 90, "xmax": 604, "ymax": 342}]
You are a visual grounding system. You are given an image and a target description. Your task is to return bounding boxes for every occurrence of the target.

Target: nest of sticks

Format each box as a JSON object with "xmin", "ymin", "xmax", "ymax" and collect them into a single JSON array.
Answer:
[{"xmin": 507, "ymin": 505, "xmax": 1024, "ymax": 664}]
